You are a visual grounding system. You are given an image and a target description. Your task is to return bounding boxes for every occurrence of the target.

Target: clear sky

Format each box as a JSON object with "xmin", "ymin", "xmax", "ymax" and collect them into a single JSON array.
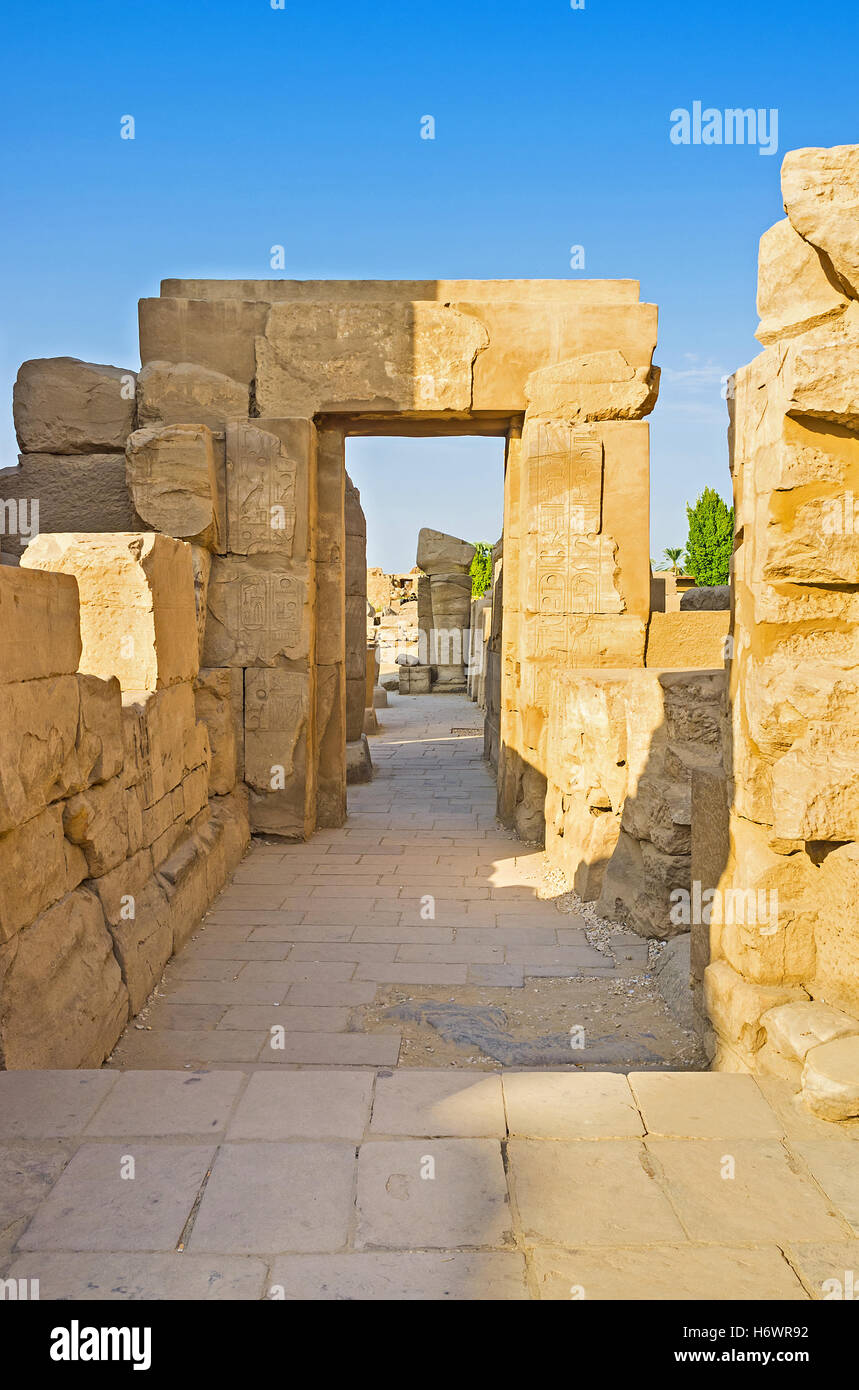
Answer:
[{"xmin": 1, "ymin": 0, "xmax": 856, "ymax": 567}]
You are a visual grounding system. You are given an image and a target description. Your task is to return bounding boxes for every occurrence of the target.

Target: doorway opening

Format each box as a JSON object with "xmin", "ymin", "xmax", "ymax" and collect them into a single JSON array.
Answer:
[{"xmin": 344, "ymin": 434, "xmax": 505, "ymax": 800}]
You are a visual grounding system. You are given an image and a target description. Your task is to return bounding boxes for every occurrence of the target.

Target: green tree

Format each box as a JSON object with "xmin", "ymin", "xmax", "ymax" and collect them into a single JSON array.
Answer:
[
  {"xmin": 469, "ymin": 542, "xmax": 493, "ymax": 598},
  {"xmin": 662, "ymin": 547, "xmax": 683, "ymax": 574},
  {"xmin": 684, "ymin": 487, "xmax": 734, "ymax": 586}
]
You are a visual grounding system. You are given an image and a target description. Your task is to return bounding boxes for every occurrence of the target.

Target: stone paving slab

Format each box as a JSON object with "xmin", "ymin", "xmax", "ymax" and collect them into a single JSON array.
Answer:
[
  {"xmin": 18, "ymin": 1143, "xmax": 216, "ymax": 1252},
  {"xmin": 6, "ymin": 1069, "xmax": 851, "ymax": 1297},
  {"xmin": 267, "ymin": 1251, "xmax": 530, "ymax": 1300}
]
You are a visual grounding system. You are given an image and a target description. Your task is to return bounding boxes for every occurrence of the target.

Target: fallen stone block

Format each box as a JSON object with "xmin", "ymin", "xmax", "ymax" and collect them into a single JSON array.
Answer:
[
  {"xmin": 762, "ymin": 1001, "xmax": 859, "ymax": 1063},
  {"xmin": 704, "ymin": 959, "xmax": 809, "ymax": 1061},
  {"xmin": 13, "ymin": 357, "xmax": 136, "ymax": 454},
  {"xmin": 801, "ymin": 1035, "xmax": 859, "ymax": 1122}
]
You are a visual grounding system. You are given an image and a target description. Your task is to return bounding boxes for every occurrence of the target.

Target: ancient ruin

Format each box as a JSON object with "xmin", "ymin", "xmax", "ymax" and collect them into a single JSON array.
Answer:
[{"xmin": 0, "ymin": 142, "xmax": 858, "ymax": 1305}]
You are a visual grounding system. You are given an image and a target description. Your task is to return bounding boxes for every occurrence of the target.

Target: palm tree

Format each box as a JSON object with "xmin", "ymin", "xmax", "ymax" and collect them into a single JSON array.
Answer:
[{"xmin": 663, "ymin": 547, "xmax": 683, "ymax": 575}]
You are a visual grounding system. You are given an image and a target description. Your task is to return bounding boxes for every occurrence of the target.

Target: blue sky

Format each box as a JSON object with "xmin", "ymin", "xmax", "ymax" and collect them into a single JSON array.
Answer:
[{"xmin": 1, "ymin": 0, "xmax": 856, "ymax": 566}]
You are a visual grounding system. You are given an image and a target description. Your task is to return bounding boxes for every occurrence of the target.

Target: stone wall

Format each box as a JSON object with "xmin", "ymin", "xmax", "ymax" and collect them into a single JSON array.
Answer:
[
  {"xmin": 0, "ymin": 358, "xmax": 144, "ymax": 559},
  {"xmin": 0, "ymin": 536, "xmax": 249, "ymax": 1068},
  {"xmin": 544, "ymin": 667, "xmax": 725, "ymax": 938},
  {"xmin": 706, "ymin": 144, "xmax": 859, "ymax": 1119}
]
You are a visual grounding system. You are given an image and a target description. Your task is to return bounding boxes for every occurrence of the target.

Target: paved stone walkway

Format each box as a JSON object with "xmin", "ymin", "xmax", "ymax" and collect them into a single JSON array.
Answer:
[
  {"xmin": 4, "ymin": 693, "xmax": 858, "ymax": 1300},
  {"xmin": 2, "ymin": 1067, "xmax": 857, "ymax": 1298},
  {"xmin": 107, "ymin": 693, "xmax": 690, "ymax": 1071}
]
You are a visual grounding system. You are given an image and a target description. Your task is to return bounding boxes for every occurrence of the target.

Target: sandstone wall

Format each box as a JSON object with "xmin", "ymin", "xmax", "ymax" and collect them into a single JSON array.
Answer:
[
  {"xmin": 544, "ymin": 667, "xmax": 725, "ymax": 938},
  {"xmin": 707, "ymin": 144, "xmax": 859, "ymax": 1119},
  {"xmin": 0, "ymin": 358, "xmax": 144, "ymax": 558},
  {"xmin": 0, "ymin": 537, "xmax": 249, "ymax": 1068}
]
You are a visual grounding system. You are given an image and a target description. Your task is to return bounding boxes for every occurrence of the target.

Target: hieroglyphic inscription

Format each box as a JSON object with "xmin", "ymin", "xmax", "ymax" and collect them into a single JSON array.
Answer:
[
  {"xmin": 244, "ymin": 668, "xmax": 308, "ymax": 785},
  {"xmin": 533, "ymin": 425, "xmax": 605, "ymax": 621},
  {"xmin": 226, "ymin": 421, "xmax": 298, "ymax": 555},
  {"xmin": 239, "ymin": 573, "xmax": 302, "ymax": 646}
]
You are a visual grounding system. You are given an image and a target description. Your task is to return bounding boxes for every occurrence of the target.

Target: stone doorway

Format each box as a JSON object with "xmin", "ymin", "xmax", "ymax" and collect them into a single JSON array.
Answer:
[{"xmin": 343, "ymin": 433, "xmax": 506, "ymax": 796}]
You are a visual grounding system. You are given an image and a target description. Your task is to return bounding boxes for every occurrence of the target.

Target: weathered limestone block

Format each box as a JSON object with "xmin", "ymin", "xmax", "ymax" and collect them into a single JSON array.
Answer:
[
  {"xmin": 465, "ymin": 298, "xmax": 658, "ymax": 412},
  {"xmin": 780, "ymin": 320, "xmax": 859, "ymax": 428},
  {"xmin": 0, "ymin": 805, "xmax": 88, "ymax": 943},
  {"xmin": 22, "ymin": 533, "xmax": 199, "ymax": 691},
  {"xmin": 77, "ymin": 674, "xmax": 124, "ymax": 788},
  {"xmin": 814, "ymin": 843, "xmax": 859, "ymax": 1017},
  {"xmin": 524, "ymin": 349, "xmax": 659, "ymax": 419},
  {"xmin": 255, "ymin": 301, "xmax": 489, "ymax": 416},
  {"xmin": 645, "ymin": 612, "xmax": 729, "ymax": 668},
  {"xmin": 801, "ymin": 1036, "xmax": 859, "ymax": 1121},
  {"xmin": 0, "ymin": 886, "xmax": 129, "ymax": 1068},
  {"xmin": 138, "ymin": 297, "xmax": 268, "ymax": 389},
  {"xmin": 0, "ymin": 564, "xmax": 81, "ymax": 687},
  {"xmin": 194, "ymin": 669, "xmax": 238, "ymax": 795},
  {"xmin": 226, "ymin": 419, "xmax": 312, "ymax": 556},
  {"xmin": 121, "ymin": 683, "xmax": 207, "ymax": 808},
  {"xmin": 0, "ymin": 452, "xmax": 144, "ymax": 558},
  {"xmin": 545, "ymin": 668, "xmax": 725, "ymax": 936},
  {"xmin": 108, "ymin": 877, "xmax": 173, "ymax": 1015},
  {"xmin": 136, "ymin": 360, "xmax": 248, "ymax": 430},
  {"xmin": 762, "ymin": 1001, "xmax": 859, "ymax": 1062},
  {"xmin": 90, "ymin": 845, "xmax": 154, "ymax": 929},
  {"xmin": 714, "ymin": 815, "xmax": 818, "ymax": 986},
  {"xmin": 416, "ymin": 528, "xmax": 475, "ymax": 575},
  {"xmin": 154, "ymin": 833, "xmax": 212, "ymax": 954},
  {"xmin": 126, "ymin": 423, "xmax": 224, "ymax": 549},
  {"xmin": 781, "ymin": 144, "xmax": 859, "ymax": 298},
  {"xmin": 755, "ymin": 218, "xmax": 849, "ymax": 346},
  {"xmin": 771, "ymin": 727, "xmax": 859, "ymax": 841},
  {"xmin": 62, "ymin": 776, "xmax": 129, "ymax": 877},
  {"xmin": 704, "ymin": 958, "xmax": 808, "ymax": 1062},
  {"xmin": 0, "ymin": 675, "xmax": 82, "ymax": 833},
  {"xmin": 244, "ymin": 668, "xmax": 311, "ymax": 837},
  {"xmin": 13, "ymin": 358, "xmax": 136, "ymax": 454}
]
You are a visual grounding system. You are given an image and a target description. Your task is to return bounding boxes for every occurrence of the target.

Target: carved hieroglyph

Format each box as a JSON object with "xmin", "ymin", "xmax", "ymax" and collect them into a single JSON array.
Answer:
[
  {"xmin": 226, "ymin": 421, "xmax": 299, "ymax": 555},
  {"xmin": 243, "ymin": 668, "xmax": 308, "ymax": 789}
]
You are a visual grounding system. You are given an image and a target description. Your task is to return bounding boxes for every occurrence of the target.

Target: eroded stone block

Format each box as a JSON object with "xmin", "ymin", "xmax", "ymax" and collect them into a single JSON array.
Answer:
[
  {"xmin": 136, "ymin": 360, "xmax": 248, "ymax": 430},
  {"xmin": 0, "ymin": 887, "xmax": 128, "ymax": 1068},
  {"xmin": 13, "ymin": 358, "xmax": 136, "ymax": 455},
  {"xmin": 22, "ymin": 533, "xmax": 199, "ymax": 691},
  {"xmin": 0, "ymin": 565, "xmax": 81, "ymax": 687},
  {"xmin": 0, "ymin": 805, "xmax": 88, "ymax": 943},
  {"xmin": 126, "ymin": 423, "xmax": 224, "ymax": 549}
]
